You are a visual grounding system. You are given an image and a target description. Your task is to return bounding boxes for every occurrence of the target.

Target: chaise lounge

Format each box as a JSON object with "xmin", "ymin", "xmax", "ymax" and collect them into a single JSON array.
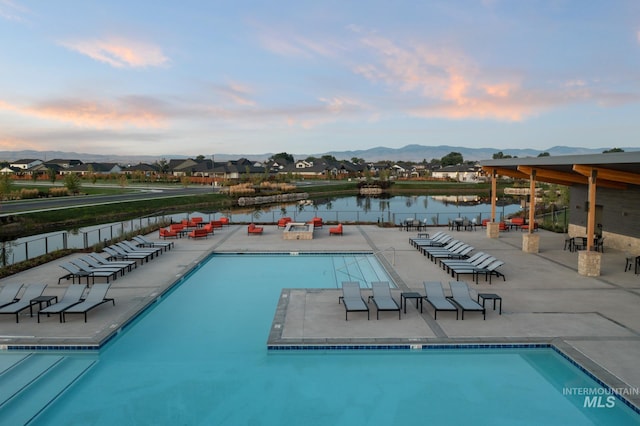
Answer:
[
  {"xmin": 448, "ymin": 281, "xmax": 485, "ymax": 320},
  {"xmin": 62, "ymin": 283, "xmax": 115, "ymax": 322},
  {"xmin": 338, "ymin": 281, "xmax": 369, "ymax": 320},
  {"xmin": 0, "ymin": 283, "xmax": 47, "ymax": 323},
  {"xmin": 423, "ymin": 281, "xmax": 458, "ymax": 320},
  {"xmin": 0, "ymin": 283, "xmax": 23, "ymax": 308},
  {"xmin": 37, "ymin": 284, "xmax": 86, "ymax": 323},
  {"xmin": 133, "ymin": 235, "xmax": 174, "ymax": 251},
  {"xmin": 368, "ymin": 281, "xmax": 400, "ymax": 320}
]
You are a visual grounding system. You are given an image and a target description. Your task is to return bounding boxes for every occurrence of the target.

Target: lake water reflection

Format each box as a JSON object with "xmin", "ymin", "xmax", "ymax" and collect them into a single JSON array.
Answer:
[
  {"xmin": 224, "ymin": 194, "xmax": 521, "ymax": 225},
  {"xmin": 3, "ymin": 195, "xmax": 520, "ymax": 265}
]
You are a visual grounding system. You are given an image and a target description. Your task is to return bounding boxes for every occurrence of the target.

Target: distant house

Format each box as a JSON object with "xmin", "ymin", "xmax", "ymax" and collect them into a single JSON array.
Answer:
[
  {"xmin": 10, "ymin": 159, "xmax": 42, "ymax": 170},
  {"xmin": 64, "ymin": 162, "xmax": 121, "ymax": 175},
  {"xmin": 282, "ymin": 159, "xmax": 363, "ymax": 178},
  {"xmin": 122, "ymin": 163, "xmax": 159, "ymax": 177},
  {"xmin": 44, "ymin": 159, "xmax": 82, "ymax": 169},
  {"xmin": 431, "ymin": 164, "xmax": 483, "ymax": 182},
  {"xmin": 211, "ymin": 158, "xmax": 264, "ymax": 180},
  {"xmin": 0, "ymin": 166, "xmax": 20, "ymax": 174}
]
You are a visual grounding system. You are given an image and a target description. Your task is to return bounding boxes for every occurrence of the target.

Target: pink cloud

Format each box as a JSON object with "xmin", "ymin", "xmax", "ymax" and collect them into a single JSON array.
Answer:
[
  {"xmin": 0, "ymin": 98, "xmax": 167, "ymax": 128},
  {"xmin": 59, "ymin": 37, "xmax": 169, "ymax": 68},
  {"xmin": 351, "ymin": 33, "xmax": 549, "ymax": 121}
]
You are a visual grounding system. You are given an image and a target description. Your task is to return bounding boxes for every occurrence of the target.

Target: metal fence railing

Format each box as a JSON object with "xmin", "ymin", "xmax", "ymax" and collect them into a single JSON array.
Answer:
[{"xmin": 1, "ymin": 204, "xmax": 532, "ymax": 267}]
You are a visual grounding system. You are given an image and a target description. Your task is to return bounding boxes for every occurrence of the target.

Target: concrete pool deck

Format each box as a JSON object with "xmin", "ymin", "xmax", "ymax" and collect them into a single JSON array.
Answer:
[{"xmin": 1, "ymin": 224, "xmax": 639, "ymax": 407}]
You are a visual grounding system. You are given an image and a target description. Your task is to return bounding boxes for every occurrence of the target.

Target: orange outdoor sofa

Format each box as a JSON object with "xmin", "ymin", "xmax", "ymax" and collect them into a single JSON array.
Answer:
[
  {"xmin": 248, "ymin": 223, "xmax": 264, "ymax": 235},
  {"xmin": 329, "ymin": 224, "xmax": 343, "ymax": 236}
]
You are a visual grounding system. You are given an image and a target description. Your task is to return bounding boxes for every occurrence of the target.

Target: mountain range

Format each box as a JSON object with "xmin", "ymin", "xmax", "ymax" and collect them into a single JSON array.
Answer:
[{"xmin": 0, "ymin": 145, "xmax": 635, "ymax": 164}]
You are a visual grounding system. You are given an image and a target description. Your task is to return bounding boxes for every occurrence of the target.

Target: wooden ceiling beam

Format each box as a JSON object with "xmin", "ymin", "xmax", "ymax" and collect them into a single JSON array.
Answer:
[
  {"xmin": 518, "ymin": 166, "xmax": 586, "ymax": 185},
  {"xmin": 573, "ymin": 165, "xmax": 640, "ymax": 186},
  {"xmin": 482, "ymin": 166, "xmax": 528, "ymax": 180}
]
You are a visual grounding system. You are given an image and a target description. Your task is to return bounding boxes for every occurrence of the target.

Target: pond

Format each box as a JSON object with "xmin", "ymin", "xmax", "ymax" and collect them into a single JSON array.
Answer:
[{"xmin": 217, "ymin": 194, "xmax": 521, "ymax": 225}]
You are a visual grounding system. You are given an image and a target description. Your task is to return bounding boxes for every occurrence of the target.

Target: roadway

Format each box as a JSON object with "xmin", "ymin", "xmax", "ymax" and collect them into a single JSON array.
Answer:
[{"xmin": 0, "ymin": 185, "xmax": 216, "ymax": 216}]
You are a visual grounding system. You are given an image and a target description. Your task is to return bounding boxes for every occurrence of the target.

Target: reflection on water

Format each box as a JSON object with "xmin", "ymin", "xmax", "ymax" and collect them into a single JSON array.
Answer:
[{"xmin": 222, "ymin": 194, "xmax": 520, "ymax": 225}]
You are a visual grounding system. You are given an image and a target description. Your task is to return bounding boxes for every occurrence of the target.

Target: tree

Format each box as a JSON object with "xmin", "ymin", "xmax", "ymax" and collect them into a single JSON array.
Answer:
[
  {"xmin": 269, "ymin": 152, "xmax": 294, "ymax": 163},
  {"xmin": 351, "ymin": 157, "xmax": 364, "ymax": 164},
  {"xmin": 0, "ymin": 173, "xmax": 13, "ymax": 198},
  {"xmin": 603, "ymin": 148, "xmax": 624, "ymax": 153},
  {"xmin": 47, "ymin": 168, "xmax": 57, "ymax": 184},
  {"xmin": 156, "ymin": 158, "xmax": 169, "ymax": 174},
  {"xmin": 537, "ymin": 152, "xmax": 550, "ymax": 157},
  {"xmin": 196, "ymin": 155, "xmax": 206, "ymax": 161},
  {"xmin": 63, "ymin": 173, "xmax": 82, "ymax": 194},
  {"xmin": 441, "ymin": 152, "xmax": 463, "ymax": 166},
  {"xmin": 492, "ymin": 151, "xmax": 512, "ymax": 159}
]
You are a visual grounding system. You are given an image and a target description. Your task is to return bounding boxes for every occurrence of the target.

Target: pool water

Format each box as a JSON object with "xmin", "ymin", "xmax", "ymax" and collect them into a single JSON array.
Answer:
[{"xmin": 5, "ymin": 254, "xmax": 640, "ymax": 425}]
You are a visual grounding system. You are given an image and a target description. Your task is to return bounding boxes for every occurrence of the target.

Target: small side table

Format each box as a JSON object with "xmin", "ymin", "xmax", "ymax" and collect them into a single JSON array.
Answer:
[
  {"xmin": 400, "ymin": 292, "xmax": 423, "ymax": 314},
  {"xmin": 30, "ymin": 295, "xmax": 58, "ymax": 317},
  {"xmin": 477, "ymin": 293, "xmax": 502, "ymax": 315},
  {"xmin": 417, "ymin": 232, "xmax": 430, "ymax": 239}
]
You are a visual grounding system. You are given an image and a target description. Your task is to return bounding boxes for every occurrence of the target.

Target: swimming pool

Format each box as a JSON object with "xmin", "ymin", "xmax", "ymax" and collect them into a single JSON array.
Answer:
[{"xmin": 3, "ymin": 253, "xmax": 639, "ymax": 425}]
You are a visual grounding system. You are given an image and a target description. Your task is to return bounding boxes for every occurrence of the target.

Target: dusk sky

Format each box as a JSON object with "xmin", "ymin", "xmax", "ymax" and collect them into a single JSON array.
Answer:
[{"xmin": 1, "ymin": 1, "xmax": 640, "ymax": 158}]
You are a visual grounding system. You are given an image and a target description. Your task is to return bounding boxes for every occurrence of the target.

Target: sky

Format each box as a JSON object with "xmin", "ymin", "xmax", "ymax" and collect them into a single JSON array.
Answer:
[{"xmin": 1, "ymin": 0, "xmax": 640, "ymax": 158}]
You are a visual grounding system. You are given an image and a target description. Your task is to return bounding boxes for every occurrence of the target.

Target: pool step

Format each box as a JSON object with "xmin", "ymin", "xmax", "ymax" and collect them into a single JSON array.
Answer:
[{"xmin": 0, "ymin": 354, "xmax": 96, "ymax": 425}]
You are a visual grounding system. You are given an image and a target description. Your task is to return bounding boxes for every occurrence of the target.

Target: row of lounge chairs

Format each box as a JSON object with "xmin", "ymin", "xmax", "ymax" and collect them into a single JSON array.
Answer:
[
  {"xmin": 3, "ymin": 233, "xmax": 171, "ymax": 323},
  {"xmin": 59, "ymin": 236, "xmax": 172, "ymax": 285},
  {"xmin": 0, "ymin": 282, "xmax": 114, "ymax": 323},
  {"xmin": 409, "ymin": 232, "xmax": 506, "ymax": 284},
  {"xmin": 339, "ymin": 280, "xmax": 487, "ymax": 321}
]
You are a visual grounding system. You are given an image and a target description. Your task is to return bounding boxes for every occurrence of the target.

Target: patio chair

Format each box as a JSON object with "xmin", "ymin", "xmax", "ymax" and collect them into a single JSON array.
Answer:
[
  {"xmin": 0, "ymin": 283, "xmax": 47, "ymax": 323},
  {"xmin": 62, "ymin": 283, "xmax": 115, "ymax": 323},
  {"xmin": 448, "ymin": 281, "xmax": 485, "ymax": 320},
  {"xmin": 338, "ymin": 282, "xmax": 369, "ymax": 321},
  {"xmin": 439, "ymin": 252, "xmax": 492, "ymax": 272},
  {"xmin": 414, "ymin": 234, "xmax": 453, "ymax": 251},
  {"xmin": 472, "ymin": 260, "xmax": 506, "ymax": 284},
  {"xmin": 420, "ymin": 239, "xmax": 462, "ymax": 257},
  {"xmin": 118, "ymin": 241, "xmax": 163, "ymax": 257},
  {"xmin": 448, "ymin": 257, "xmax": 497, "ymax": 281},
  {"xmin": 0, "ymin": 283, "xmax": 23, "ymax": 308},
  {"xmin": 409, "ymin": 231, "xmax": 445, "ymax": 247},
  {"xmin": 104, "ymin": 246, "xmax": 153, "ymax": 263},
  {"xmin": 37, "ymin": 284, "xmax": 86, "ymax": 323},
  {"xmin": 329, "ymin": 224, "xmax": 343, "ymax": 236},
  {"xmin": 368, "ymin": 281, "xmax": 400, "ymax": 320},
  {"xmin": 75, "ymin": 256, "xmax": 127, "ymax": 276},
  {"xmin": 277, "ymin": 217, "xmax": 292, "ymax": 228},
  {"xmin": 427, "ymin": 245, "xmax": 474, "ymax": 263},
  {"xmin": 247, "ymin": 223, "xmax": 264, "ymax": 235},
  {"xmin": 87, "ymin": 252, "xmax": 137, "ymax": 272},
  {"xmin": 58, "ymin": 262, "xmax": 93, "ymax": 284},
  {"xmin": 423, "ymin": 281, "xmax": 458, "ymax": 320},
  {"xmin": 159, "ymin": 227, "xmax": 178, "ymax": 239},
  {"xmin": 133, "ymin": 235, "xmax": 174, "ymax": 251},
  {"xmin": 67, "ymin": 259, "xmax": 119, "ymax": 283}
]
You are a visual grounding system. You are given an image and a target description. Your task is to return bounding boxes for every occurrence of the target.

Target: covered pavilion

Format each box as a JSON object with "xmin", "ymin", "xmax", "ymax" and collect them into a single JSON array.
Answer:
[{"xmin": 480, "ymin": 151, "xmax": 640, "ymax": 276}]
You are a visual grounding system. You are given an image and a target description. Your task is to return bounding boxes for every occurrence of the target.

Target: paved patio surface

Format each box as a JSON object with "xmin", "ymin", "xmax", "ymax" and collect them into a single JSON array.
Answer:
[{"xmin": 1, "ymin": 223, "xmax": 639, "ymax": 407}]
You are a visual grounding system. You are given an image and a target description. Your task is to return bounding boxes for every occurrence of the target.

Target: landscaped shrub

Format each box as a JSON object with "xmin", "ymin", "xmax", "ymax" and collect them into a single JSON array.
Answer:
[
  {"xmin": 20, "ymin": 188, "xmax": 40, "ymax": 199},
  {"xmin": 49, "ymin": 187, "xmax": 70, "ymax": 197}
]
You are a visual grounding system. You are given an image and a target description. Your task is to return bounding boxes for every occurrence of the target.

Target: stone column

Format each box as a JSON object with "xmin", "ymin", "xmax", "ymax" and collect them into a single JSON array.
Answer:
[
  {"xmin": 522, "ymin": 233, "xmax": 540, "ymax": 253},
  {"xmin": 578, "ymin": 251, "xmax": 601, "ymax": 277},
  {"xmin": 487, "ymin": 222, "xmax": 499, "ymax": 239}
]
